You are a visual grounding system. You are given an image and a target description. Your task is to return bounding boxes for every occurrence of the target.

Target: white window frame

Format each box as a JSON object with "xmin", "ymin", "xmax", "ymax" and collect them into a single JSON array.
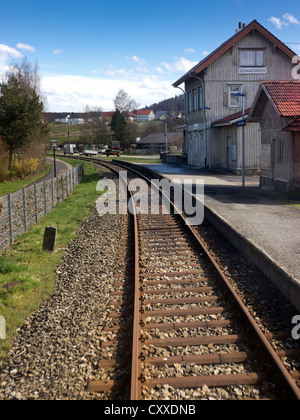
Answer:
[
  {"xmin": 239, "ymin": 49, "xmax": 265, "ymax": 67},
  {"xmin": 187, "ymin": 92, "xmax": 192, "ymax": 113},
  {"xmin": 193, "ymin": 90, "xmax": 198, "ymax": 111},
  {"xmin": 198, "ymin": 86, "xmax": 204, "ymax": 109},
  {"xmin": 228, "ymin": 85, "xmax": 243, "ymax": 109}
]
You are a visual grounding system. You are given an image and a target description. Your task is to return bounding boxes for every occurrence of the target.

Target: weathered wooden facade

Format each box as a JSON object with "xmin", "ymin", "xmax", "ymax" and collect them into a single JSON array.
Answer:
[
  {"xmin": 173, "ymin": 20, "xmax": 296, "ymax": 173},
  {"xmin": 248, "ymin": 81, "xmax": 300, "ymax": 192}
]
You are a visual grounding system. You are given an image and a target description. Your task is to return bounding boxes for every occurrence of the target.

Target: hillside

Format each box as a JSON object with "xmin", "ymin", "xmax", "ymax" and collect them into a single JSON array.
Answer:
[
  {"xmin": 44, "ymin": 95, "xmax": 185, "ymax": 123},
  {"xmin": 143, "ymin": 95, "xmax": 184, "ymax": 114}
]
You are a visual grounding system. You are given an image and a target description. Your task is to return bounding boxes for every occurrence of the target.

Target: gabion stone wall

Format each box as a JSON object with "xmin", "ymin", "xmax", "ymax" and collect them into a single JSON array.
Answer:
[{"xmin": 0, "ymin": 164, "xmax": 84, "ymax": 252}]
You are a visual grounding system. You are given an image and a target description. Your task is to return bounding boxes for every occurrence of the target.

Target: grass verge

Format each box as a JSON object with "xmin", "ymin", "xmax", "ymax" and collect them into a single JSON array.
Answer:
[
  {"xmin": 0, "ymin": 159, "xmax": 102, "ymax": 361},
  {"xmin": 283, "ymin": 191, "xmax": 300, "ymax": 210},
  {"xmin": 0, "ymin": 164, "xmax": 51, "ymax": 197}
]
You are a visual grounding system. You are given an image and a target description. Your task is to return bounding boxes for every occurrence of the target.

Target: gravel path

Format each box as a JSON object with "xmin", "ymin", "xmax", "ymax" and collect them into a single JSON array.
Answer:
[{"xmin": 0, "ymin": 168, "xmax": 122, "ymax": 400}]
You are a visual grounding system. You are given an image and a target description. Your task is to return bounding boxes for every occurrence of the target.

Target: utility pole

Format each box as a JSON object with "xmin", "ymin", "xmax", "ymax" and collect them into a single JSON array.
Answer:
[
  {"xmin": 164, "ymin": 121, "xmax": 168, "ymax": 153},
  {"xmin": 235, "ymin": 92, "xmax": 246, "ymax": 188},
  {"xmin": 68, "ymin": 130, "xmax": 71, "ymax": 159}
]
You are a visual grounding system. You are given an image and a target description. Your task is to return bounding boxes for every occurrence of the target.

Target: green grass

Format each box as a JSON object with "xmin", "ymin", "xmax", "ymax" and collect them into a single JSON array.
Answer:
[
  {"xmin": 283, "ymin": 191, "xmax": 300, "ymax": 209},
  {"xmin": 49, "ymin": 123, "xmax": 81, "ymax": 144},
  {"xmin": 0, "ymin": 164, "xmax": 51, "ymax": 197},
  {"xmin": 286, "ymin": 202, "xmax": 300, "ymax": 209},
  {"xmin": 0, "ymin": 159, "xmax": 103, "ymax": 361}
]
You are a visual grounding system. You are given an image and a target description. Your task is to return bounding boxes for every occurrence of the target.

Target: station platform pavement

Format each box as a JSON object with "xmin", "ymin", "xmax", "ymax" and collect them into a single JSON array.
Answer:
[{"xmin": 139, "ymin": 162, "xmax": 300, "ymax": 311}]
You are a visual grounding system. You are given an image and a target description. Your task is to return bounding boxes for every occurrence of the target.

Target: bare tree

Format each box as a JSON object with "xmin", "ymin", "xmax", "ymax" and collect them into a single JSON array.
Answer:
[
  {"xmin": 80, "ymin": 105, "xmax": 112, "ymax": 146},
  {"xmin": 113, "ymin": 89, "xmax": 139, "ymax": 112}
]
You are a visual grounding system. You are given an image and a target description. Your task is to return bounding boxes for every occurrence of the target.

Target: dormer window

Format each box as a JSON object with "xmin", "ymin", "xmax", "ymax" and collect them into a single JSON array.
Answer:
[{"xmin": 240, "ymin": 49, "xmax": 265, "ymax": 67}]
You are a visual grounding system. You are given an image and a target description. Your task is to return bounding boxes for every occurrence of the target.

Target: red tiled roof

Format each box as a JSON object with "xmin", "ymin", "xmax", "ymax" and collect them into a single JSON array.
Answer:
[
  {"xmin": 283, "ymin": 118, "xmax": 300, "ymax": 132},
  {"xmin": 262, "ymin": 81, "xmax": 300, "ymax": 117},
  {"xmin": 137, "ymin": 109, "xmax": 153, "ymax": 115},
  {"xmin": 212, "ymin": 108, "xmax": 251, "ymax": 126},
  {"xmin": 102, "ymin": 112, "xmax": 115, "ymax": 117}
]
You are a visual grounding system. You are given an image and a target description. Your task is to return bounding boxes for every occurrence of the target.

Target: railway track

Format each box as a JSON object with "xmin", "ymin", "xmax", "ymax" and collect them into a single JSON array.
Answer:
[{"xmin": 81, "ymin": 158, "xmax": 300, "ymax": 400}]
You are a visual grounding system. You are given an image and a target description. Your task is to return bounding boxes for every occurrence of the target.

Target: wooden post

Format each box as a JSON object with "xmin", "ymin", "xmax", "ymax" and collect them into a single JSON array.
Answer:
[
  {"xmin": 42, "ymin": 227, "xmax": 57, "ymax": 253},
  {"xmin": 7, "ymin": 193, "xmax": 13, "ymax": 244},
  {"xmin": 34, "ymin": 184, "xmax": 38, "ymax": 223},
  {"xmin": 22, "ymin": 187, "xmax": 27, "ymax": 233},
  {"xmin": 44, "ymin": 180, "xmax": 47, "ymax": 215}
]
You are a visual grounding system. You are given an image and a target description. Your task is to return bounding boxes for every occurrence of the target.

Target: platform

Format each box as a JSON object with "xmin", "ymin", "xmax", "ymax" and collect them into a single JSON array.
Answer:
[{"xmin": 140, "ymin": 162, "xmax": 300, "ymax": 311}]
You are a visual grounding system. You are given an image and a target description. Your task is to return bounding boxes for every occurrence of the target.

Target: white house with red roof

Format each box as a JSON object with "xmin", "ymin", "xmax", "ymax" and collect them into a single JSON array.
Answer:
[
  {"xmin": 136, "ymin": 109, "xmax": 155, "ymax": 122},
  {"xmin": 173, "ymin": 20, "xmax": 296, "ymax": 173},
  {"xmin": 249, "ymin": 81, "xmax": 300, "ymax": 191}
]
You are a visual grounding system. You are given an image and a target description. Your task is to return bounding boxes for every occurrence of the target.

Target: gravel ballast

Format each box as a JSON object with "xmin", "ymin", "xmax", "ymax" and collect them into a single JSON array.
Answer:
[{"xmin": 0, "ymin": 169, "xmax": 122, "ymax": 400}]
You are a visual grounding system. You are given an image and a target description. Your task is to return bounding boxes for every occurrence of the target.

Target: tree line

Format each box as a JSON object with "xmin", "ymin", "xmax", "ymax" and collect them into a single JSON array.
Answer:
[
  {"xmin": 0, "ymin": 59, "xmax": 48, "ymax": 181},
  {"xmin": 76, "ymin": 89, "xmax": 183, "ymax": 150},
  {"xmin": 0, "ymin": 58, "xmax": 184, "ymax": 181}
]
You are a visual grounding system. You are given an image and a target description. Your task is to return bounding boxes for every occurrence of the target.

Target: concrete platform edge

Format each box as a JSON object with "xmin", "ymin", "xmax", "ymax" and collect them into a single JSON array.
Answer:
[
  {"xmin": 116, "ymin": 161, "xmax": 300, "ymax": 312},
  {"xmin": 204, "ymin": 203, "xmax": 300, "ymax": 312}
]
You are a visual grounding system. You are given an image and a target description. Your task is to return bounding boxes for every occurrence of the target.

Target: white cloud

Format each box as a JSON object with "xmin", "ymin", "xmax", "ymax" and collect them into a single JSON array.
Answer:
[
  {"xmin": 53, "ymin": 49, "xmax": 64, "ymax": 55},
  {"xmin": 185, "ymin": 48, "xmax": 195, "ymax": 54},
  {"xmin": 283, "ymin": 13, "xmax": 300, "ymax": 25},
  {"xmin": 268, "ymin": 16, "xmax": 284, "ymax": 29},
  {"xmin": 163, "ymin": 57, "xmax": 198, "ymax": 73},
  {"xmin": 16, "ymin": 43, "xmax": 35, "ymax": 52},
  {"xmin": 155, "ymin": 66, "xmax": 164, "ymax": 74},
  {"xmin": 269, "ymin": 13, "xmax": 300, "ymax": 29},
  {"xmin": 129, "ymin": 55, "xmax": 149, "ymax": 73},
  {"xmin": 161, "ymin": 62, "xmax": 173, "ymax": 72},
  {"xmin": 0, "ymin": 44, "xmax": 23, "ymax": 77},
  {"xmin": 41, "ymin": 74, "xmax": 176, "ymax": 112},
  {"xmin": 174, "ymin": 57, "xmax": 198, "ymax": 72},
  {"xmin": 41, "ymin": 53, "xmax": 195, "ymax": 112},
  {"xmin": 0, "ymin": 44, "xmax": 23, "ymax": 61}
]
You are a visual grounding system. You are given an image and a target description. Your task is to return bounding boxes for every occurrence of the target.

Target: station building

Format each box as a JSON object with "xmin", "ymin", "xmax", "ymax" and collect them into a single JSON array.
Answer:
[{"xmin": 173, "ymin": 20, "xmax": 296, "ymax": 174}]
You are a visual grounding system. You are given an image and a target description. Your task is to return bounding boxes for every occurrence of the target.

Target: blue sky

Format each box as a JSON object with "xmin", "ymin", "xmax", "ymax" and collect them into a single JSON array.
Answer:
[{"xmin": 1, "ymin": 0, "xmax": 300, "ymax": 112}]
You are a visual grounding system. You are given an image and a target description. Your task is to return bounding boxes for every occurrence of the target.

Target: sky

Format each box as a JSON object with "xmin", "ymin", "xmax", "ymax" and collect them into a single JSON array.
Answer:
[{"xmin": 0, "ymin": 0, "xmax": 300, "ymax": 112}]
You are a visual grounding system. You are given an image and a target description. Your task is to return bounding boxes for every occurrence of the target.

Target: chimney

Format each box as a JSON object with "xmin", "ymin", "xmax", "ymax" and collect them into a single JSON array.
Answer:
[{"xmin": 236, "ymin": 22, "xmax": 246, "ymax": 33}]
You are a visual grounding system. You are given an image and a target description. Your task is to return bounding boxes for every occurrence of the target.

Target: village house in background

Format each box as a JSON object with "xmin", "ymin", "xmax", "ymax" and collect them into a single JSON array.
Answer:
[
  {"xmin": 173, "ymin": 20, "xmax": 296, "ymax": 174},
  {"xmin": 135, "ymin": 132, "xmax": 183, "ymax": 155},
  {"xmin": 101, "ymin": 112, "xmax": 115, "ymax": 124},
  {"xmin": 55, "ymin": 113, "xmax": 85, "ymax": 125},
  {"xmin": 136, "ymin": 109, "xmax": 155, "ymax": 122},
  {"xmin": 248, "ymin": 81, "xmax": 300, "ymax": 192}
]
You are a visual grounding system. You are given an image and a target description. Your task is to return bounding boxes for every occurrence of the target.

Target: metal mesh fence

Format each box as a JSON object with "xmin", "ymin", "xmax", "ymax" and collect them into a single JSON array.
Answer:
[{"xmin": 0, "ymin": 164, "xmax": 84, "ymax": 252}]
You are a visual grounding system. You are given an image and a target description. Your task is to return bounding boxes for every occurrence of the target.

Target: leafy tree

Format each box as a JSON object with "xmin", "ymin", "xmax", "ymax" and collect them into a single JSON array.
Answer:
[
  {"xmin": 0, "ymin": 59, "xmax": 47, "ymax": 170},
  {"xmin": 110, "ymin": 109, "xmax": 132, "ymax": 148}
]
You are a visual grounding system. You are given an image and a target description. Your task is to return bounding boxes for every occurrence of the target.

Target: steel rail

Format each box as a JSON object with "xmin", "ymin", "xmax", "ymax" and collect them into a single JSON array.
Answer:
[
  {"xmin": 103, "ymin": 159, "xmax": 300, "ymax": 401},
  {"xmin": 78, "ymin": 157, "xmax": 300, "ymax": 400},
  {"xmin": 90, "ymin": 160, "xmax": 142, "ymax": 400},
  {"xmin": 129, "ymin": 177, "xmax": 142, "ymax": 401}
]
